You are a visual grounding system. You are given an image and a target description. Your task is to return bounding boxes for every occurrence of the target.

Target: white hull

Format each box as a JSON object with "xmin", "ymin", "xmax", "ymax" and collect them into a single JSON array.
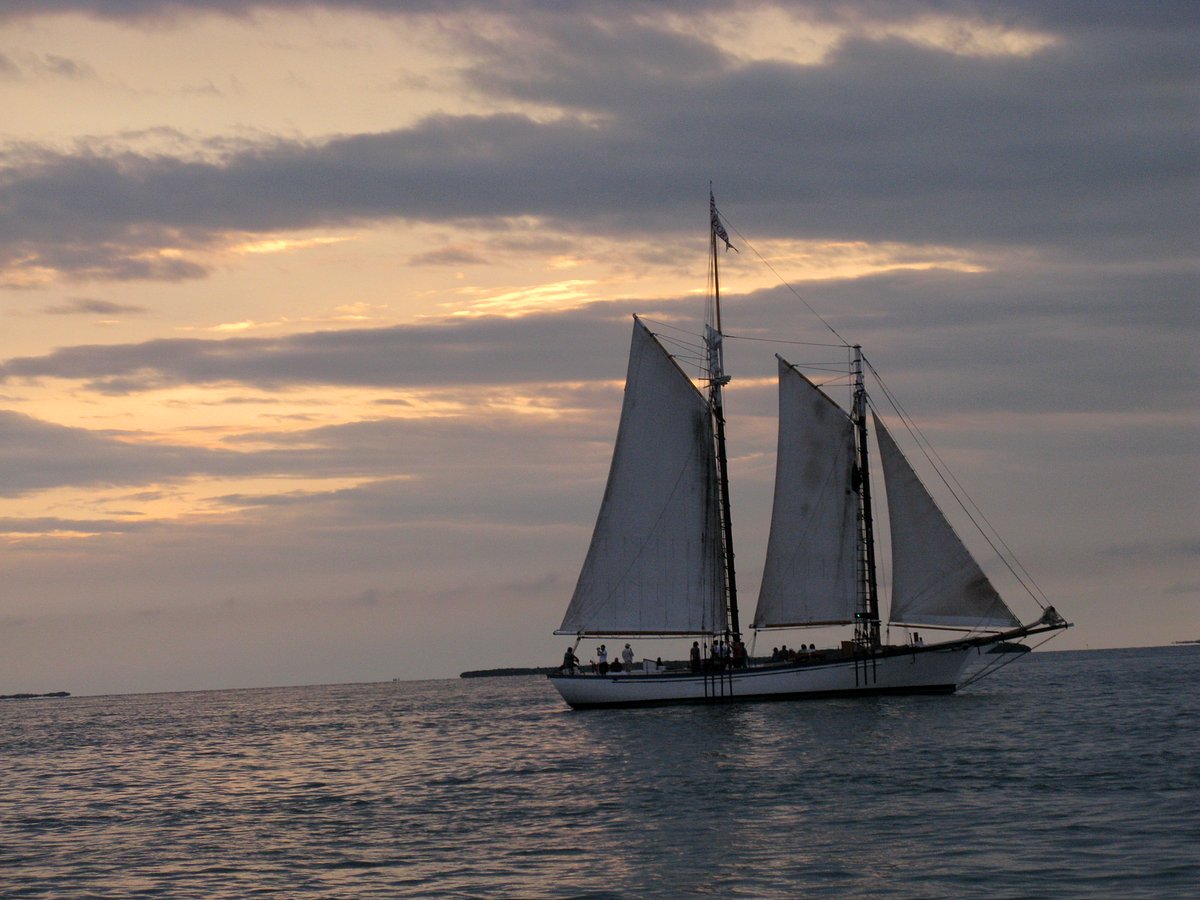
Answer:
[{"xmin": 549, "ymin": 645, "xmax": 977, "ymax": 709}]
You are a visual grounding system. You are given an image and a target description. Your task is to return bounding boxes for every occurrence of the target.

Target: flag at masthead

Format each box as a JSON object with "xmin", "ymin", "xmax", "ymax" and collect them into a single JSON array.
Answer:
[{"xmin": 710, "ymin": 190, "xmax": 737, "ymax": 252}]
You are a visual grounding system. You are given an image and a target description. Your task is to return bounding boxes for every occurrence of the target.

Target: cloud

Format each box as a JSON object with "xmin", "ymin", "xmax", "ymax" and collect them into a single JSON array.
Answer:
[
  {"xmin": 408, "ymin": 244, "xmax": 491, "ymax": 267},
  {"xmin": 0, "ymin": 516, "xmax": 150, "ymax": 535},
  {"xmin": 0, "ymin": 3, "xmax": 1193, "ymax": 285},
  {"xmin": 0, "ymin": 0, "xmax": 1195, "ymax": 690},
  {"xmin": 3, "ymin": 257, "xmax": 1194, "ymax": 416},
  {"xmin": 0, "ymin": 410, "xmax": 247, "ymax": 496},
  {"xmin": 0, "ymin": 303, "xmax": 638, "ymax": 392},
  {"xmin": 0, "ymin": 50, "xmax": 97, "ymax": 82},
  {"xmin": 41, "ymin": 298, "xmax": 149, "ymax": 315},
  {"xmin": 0, "ymin": 363, "xmax": 625, "ymax": 506},
  {"xmin": 40, "ymin": 54, "xmax": 95, "ymax": 79}
]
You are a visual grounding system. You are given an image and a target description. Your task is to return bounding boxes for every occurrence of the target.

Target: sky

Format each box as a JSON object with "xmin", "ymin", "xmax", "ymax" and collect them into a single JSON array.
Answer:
[{"xmin": 0, "ymin": 0, "xmax": 1196, "ymax": 696}]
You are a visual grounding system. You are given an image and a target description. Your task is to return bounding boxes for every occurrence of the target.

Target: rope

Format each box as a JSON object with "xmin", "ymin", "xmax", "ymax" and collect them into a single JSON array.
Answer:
[
  {"xmin": 959, "ymin": 629, "xmax": 1064, "ymax": 689},
  {"xmin": 722, "ymin": 332, "xmax": 847, "ymax": 350},
  {"xmin": 720, "ymin": 214, "xmax": 851, "ymax": 348}
]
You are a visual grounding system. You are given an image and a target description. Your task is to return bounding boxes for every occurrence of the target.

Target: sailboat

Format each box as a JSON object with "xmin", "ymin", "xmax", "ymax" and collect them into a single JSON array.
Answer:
[{"xmin": 548, "ymin": 194, "xmax": 1069, "ymax": 709}]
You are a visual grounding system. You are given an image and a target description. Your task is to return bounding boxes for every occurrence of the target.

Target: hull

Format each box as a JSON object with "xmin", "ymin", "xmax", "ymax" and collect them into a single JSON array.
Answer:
[{"xmin": 549, "ymin": 645, "xmax": 976, "ymax": 709}]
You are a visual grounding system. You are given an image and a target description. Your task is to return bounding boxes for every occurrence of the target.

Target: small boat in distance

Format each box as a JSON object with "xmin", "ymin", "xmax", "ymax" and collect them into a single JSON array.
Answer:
[{"xmin": 548, "ymin": 192, "xmax": 1070, "ymax": 709}]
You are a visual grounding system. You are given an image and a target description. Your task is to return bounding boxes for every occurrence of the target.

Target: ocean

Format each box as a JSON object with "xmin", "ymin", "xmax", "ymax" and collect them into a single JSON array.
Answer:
[{"xmin": 2, "ymin": 646, "xmax": 1196, "ymax": 898}]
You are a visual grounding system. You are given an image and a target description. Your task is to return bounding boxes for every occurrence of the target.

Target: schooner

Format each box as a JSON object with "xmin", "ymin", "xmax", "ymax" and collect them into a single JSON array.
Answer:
[{"xmin": 549, "ymin": 193, "xmax": 1069, "ymax": 709}]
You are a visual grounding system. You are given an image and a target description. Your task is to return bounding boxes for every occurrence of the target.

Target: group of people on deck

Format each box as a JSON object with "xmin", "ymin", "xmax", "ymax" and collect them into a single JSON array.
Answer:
[
  {"xmin": 559, "ymin": 637, "xmax": 750, "ymax": 675},
  {"xmin": 689, "ymin": 638, "xmax": 748, "ymax": 672},
  {"xmin": 770, "ymin": 643, "xmax": 821, "ymax": 662},
  {"xmin": 560, "ymin": 638, "xmax": 838, "ymax": 674},
  {"xmin": 560, "ymin": 642, "xmax": 654, "ymax": 675}
]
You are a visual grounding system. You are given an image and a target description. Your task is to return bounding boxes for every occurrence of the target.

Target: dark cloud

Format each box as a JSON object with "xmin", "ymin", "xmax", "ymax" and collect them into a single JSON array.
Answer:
[
  {"xmin": 2, "ymin": 258, "xmax": 1194, "ymax": 416},
  {"xmin": 41, "ymin": 54, "xmax": 94, "ymax": 79},
  {"xmin": 2, "ymin": 1, "xmax": 1197, "ymax": 29},
  {"xmin": 41, "ymin": 298, "xmax": 149, "ymax": 315},
  {"xmin": 0, "ymin": 3, "xmax": 1193, "ymax": 282},
  {"xmin": 0, "ymin": 51, "xmax": 98, "ymax": 82},
  {"xmin": 0, "ymin": 304, "xmax": 636, "ymax": 393},
  {"xmin": 0, "ymin": 410, "xmax": 246, "ymax": 496},
  {"xmin": 0, "ymin": 516, "xmax": 150, "ymax": 534},
  {"xmin": 0, "ymin": 368, "xmax": 622, "ymax": 502},
  {"xmin": 407, "ymin": 245, "xmax": 491, "ymax": 267}
]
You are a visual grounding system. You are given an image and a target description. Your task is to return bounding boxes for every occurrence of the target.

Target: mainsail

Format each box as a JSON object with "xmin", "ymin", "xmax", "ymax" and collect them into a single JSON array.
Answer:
[
  {"xmin": 874, "ymin": 414, "xmax": 1019, "ymax": 629},
  {"xmin": 754, "ymin": 358, "xmax": 859, "ymax": 628},
  {"xmin": 557, "ymin": 318, "xmax": 726, "ymax": 636}
]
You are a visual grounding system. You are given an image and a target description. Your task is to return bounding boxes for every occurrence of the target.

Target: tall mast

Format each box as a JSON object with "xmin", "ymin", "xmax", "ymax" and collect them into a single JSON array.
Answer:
[
  {"xmin": 708, "ymin": 191, "xmax": 740, "ymax": 638},
  {"xmin": 852, "ymin": 346, "xmax": 881, "ymax": 647}
]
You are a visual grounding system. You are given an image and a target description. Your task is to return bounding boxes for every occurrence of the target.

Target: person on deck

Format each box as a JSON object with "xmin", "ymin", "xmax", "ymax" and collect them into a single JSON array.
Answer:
[
  {"xmin": 712, "ymin": 640, "xmax": 726, "ymax": 670},
  {"xmin": 622, "ymin": 643, "xmax": 635, "ymax": 671},
  {"xmin": 690, "ymin": 641, "xmax": 702, "ymax": 673},
  {"xmin": 732, "ymin": 639, "xmax": 747, "ymax": 669},
  {"xmin": 597, "ymin": 645, "xmax": 609, "ymax": 675},
  {"xmin": 560, "ymin": 647, "xmax": 579, "ymax": 675}
]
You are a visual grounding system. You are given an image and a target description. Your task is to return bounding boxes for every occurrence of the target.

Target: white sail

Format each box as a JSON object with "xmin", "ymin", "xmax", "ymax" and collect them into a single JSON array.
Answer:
[
  {"xmin": 874, "ymin": 414, "xmax": 1019, "ymax": 629},
  {"xmin": 753, "ymin": 358, "xmax": 859, "ymax": 628},
  {"xmin": 557, "ymin": 318, "xmax": 726, "ymax": 635}
]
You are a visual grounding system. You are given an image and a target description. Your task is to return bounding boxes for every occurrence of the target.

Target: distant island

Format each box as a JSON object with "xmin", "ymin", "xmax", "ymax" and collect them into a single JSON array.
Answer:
[
  {"xmin": 1, "ymin": 691, "xmax": 70, "ymax": 701},
  {"xmin": 460, "ymin": 667, "xmax": 558, "ymax": 678}
]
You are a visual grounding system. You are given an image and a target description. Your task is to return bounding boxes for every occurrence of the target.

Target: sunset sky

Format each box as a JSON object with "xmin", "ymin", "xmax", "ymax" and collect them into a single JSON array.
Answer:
[{"xmin": 1, "ymin": 1, "xmax": 1196, "ymax": 695}]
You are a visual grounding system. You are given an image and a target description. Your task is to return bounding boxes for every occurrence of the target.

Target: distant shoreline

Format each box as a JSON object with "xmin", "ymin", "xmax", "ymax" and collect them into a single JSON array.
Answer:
[
  {"xmin": 1, "ymin": 691, "xmax": 71, "ymax": 701},
  {"xmin": 460, "ymin": 667, "xmax": 558, "ymax": 678}
]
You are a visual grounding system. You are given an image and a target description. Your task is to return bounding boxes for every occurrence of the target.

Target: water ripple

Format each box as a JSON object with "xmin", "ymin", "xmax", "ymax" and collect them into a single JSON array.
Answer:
[{"xmin": 2, "ymin": 648, "xmax": 1198, "ymax": 897}]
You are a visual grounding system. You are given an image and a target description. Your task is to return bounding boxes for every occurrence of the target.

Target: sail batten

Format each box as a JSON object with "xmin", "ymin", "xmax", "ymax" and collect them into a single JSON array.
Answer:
[
  {"xmin": 557, "ymin": 318, "xmax": 726, "ymax": 637},
  {"xmin": 874, "ymin": 414, "xmax": 1019, "ymax": 629},
  {"xmin": 753, "ymin": 358, "xmax": 859, "ymax": 629}
]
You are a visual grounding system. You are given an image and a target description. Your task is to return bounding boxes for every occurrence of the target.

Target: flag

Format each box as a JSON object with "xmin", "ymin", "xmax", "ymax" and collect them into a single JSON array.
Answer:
[{"xmin": 710, "ymin": 190, "xmax": 737, "ymax": 252}]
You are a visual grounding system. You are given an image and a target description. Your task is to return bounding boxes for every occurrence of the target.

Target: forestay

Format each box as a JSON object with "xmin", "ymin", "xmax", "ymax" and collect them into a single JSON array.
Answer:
[
  {"xmin": 753, "ymin": 358, "xmax": 859, "ymax": 628},
  {"xmin": 557, "ymin": 318, "xmax": 726, "ymax": 636},
  {"xmin": 874, "ymin": 414, "xmax": 1019, "ymax": 629}
]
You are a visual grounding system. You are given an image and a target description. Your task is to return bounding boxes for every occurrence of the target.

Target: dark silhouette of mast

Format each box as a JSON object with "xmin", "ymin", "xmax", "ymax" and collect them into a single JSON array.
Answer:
[
  {"xmin": 853, "ymin": 346, "xmax": 881, "ymax": 647},
  {"xmin": 708, "ymin": 191, "xmax": 740, "ymax": 638}
]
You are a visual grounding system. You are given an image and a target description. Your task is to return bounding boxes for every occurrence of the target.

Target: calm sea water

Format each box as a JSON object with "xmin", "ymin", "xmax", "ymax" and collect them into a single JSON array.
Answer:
[{"xmin": 2, "ymin": 646, "xmax": 1197, "ymax": 898}]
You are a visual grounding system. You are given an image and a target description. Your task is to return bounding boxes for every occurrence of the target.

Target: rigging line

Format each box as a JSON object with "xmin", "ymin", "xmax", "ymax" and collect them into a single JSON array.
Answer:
[
  {"xmin": 867, "ymin": 386, "xmax": 1047, "ymax": 613},
  {"xmin": 640, "ymin": 316, "xmax": 704, "ymax": 343},
  {"xmin": 864, "ymin": 360, "xmax": 1049, "ymax": 610},
  {"xmin": 869, "ymin": 373, "xmax": 1050, "ymax": 612},
  {"xmin": 959, "ymin": 630, "xmax": 1064, "ymax": 688},
  {"xmin": 640, "ymin": 319, "xmax": 708, "ymax": 370},
  {"xmin": 720, "ymin": 215, "xmax": 851, "ymax": 349},
  {"xmin": 722, "ymin": 333, "xmax": 848, "ymax": 349},
  {"xmin": 957, "ymin": 650, "xmax": 1012, "ymax": 688}
]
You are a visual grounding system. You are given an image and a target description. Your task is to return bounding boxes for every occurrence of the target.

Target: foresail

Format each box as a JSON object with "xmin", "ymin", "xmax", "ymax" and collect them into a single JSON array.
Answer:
[
  {"xmin": 558, "ymin": 318, "xmax": 726, "ymax": 636},
  {"xmin": 753, "ymin": 358, "xmax": 858, "ymax": 628},
  {"xmin": 873, "ymin": 414, "xmax": 1019, "ymax": 629}
]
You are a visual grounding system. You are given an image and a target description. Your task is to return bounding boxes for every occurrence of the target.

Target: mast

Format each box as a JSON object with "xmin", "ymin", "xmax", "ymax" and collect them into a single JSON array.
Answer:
[
  {"xmin": 852, "ymin": 346, "xmax": 882, "ymax": 647},
  {"xmin": 708, "ymin": 191, "xmax": 740, "ymax": 638}
]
